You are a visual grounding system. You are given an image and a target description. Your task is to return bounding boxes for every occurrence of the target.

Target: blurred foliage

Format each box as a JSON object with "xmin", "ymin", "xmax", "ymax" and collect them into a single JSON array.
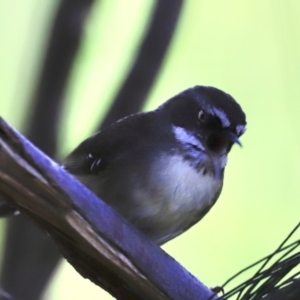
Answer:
[{"xmin": 0, "ymin": 1, "xmax": 300, "ymax": 299}]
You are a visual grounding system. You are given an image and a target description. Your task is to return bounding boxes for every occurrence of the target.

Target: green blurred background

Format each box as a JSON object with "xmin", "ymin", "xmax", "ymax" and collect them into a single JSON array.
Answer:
[{"xmin": 1, "ymin": 1, "xmax": 300, "ymax": 299}]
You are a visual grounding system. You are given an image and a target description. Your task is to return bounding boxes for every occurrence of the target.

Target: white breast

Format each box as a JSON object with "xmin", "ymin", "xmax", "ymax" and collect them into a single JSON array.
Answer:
[
  {"xmin": 155, "ymin": 155, "xmax": 221, "ymax": 213},
  {"xmin": 132, "ymin": 154, "xmax": 222, "ymax": 233}
]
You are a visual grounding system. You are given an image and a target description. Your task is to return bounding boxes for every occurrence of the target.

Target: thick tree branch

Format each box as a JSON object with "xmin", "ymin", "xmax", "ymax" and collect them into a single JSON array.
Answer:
[
  {"xmin": 0, "ymin": 118, "xmax": 217, "ymax": 300},
  {"xmin": 0, "ymin": 1, "xmax": 96, "ymax": 299}
]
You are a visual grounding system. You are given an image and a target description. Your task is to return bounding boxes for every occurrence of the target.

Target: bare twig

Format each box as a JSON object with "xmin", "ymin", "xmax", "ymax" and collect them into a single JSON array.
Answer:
[{"xmin": 220, "ymin": 222, "xmax": 300, "ymax": 300}]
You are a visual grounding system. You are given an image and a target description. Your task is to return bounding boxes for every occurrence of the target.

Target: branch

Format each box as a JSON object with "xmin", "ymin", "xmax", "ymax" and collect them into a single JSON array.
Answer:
[
  {"xmin": 27, "ymin": 0, "xmax": 95, "ymax": 155},
  {"xmin": 261, "ymin": 280, "xmax": 300, "ymax": 300},
  {"xmin": 0, "ymin": 2, "xmax": 96, "ymax": 298},
  {"xmin": 0, "ymin": 118, "xmax": 217, "ymax": 300},
  {"xmin": 100, "ymin": 0, "xmax": 183, "ymax": 129}
]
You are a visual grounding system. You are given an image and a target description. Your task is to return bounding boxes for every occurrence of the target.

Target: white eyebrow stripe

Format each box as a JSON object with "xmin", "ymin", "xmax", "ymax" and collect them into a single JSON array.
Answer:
[
  {"xmin": 172, "ymin": 126, "xmax": 205, "ymax": 150},
  {"xmin": 212, "ymin": 108, "xmax": 230, "ymax": 127}
]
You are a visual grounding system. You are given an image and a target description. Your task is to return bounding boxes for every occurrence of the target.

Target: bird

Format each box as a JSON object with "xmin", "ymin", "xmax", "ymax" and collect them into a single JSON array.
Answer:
[{"xmin": 63, "ymin": 85, "xmax": 246, "ymax": 245}]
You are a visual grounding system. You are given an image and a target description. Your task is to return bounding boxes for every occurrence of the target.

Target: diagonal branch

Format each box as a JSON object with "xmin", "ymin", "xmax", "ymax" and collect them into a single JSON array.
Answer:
[
  {"xmin": 100, "ymin": 0, "xmax": 184, "ymax": 129},
  {"xmin": 0, "ymin": 2, "xmax": 96, "ymax": 299},
  {"xmin": 27, "ymin": 0, "xmax": 95, "ymax": 155},
  {"xmin": 0, "ymin": 118, "xmax": 217, "ymax": 300}
]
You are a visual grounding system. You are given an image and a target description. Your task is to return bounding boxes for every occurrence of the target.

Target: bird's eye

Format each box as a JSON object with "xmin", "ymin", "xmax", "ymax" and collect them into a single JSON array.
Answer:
[{"xmin": 198, "ymin": 110, "xmax": 207, "ymax": 123}]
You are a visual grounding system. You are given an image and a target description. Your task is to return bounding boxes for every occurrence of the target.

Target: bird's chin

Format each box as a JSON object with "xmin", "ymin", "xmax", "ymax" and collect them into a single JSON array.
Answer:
[{"xmin": 209, "ymin": 154, "xmax": 228, "ymax": 180}]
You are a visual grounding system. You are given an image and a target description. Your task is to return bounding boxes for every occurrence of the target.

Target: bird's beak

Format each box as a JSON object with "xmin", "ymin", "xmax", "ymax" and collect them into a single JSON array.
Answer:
[
  {"xmin": 208, "ymin": 131, "xmax": 241, "ymax": 179},
  {"xmin": 221, "ymin": 131, "xmax": 242, "ymax": 147}
]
